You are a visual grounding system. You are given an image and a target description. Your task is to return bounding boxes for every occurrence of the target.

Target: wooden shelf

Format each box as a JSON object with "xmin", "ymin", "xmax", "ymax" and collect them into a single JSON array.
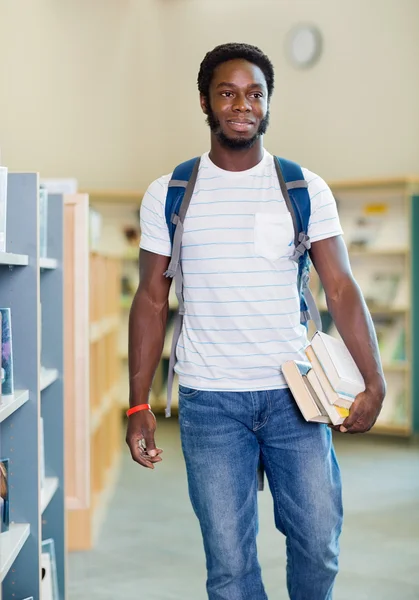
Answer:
[
  {"xmin": 0, "ymin": 389, "xmax": 29, "ymax": 423},
  {"xmin": 329, "ymin": 176, "xmax": 419, "ymax": 190},
  {"xmin": 90, "ymin": 314, "xmax": 119, "ymax": 343},
  {"xmin": 82, "ymin": 189, "xmax": 143, "ymax": 205},
  {"xmin": 39, "ymin": 257, "xmax": 58, "ymax": 269},
  {"xmin": 319, "ymin": 303, "xmax": 408, "ymax": 315},
  {"xmin": 0, "ymin": 523, "xmax": 30, "ymax": 582},
  {"xmin": 349, "ymin": 248, "xmax": 408, "ymax": 257},
  {"xmin": 369, "ymin": 423, "xmax": 411, "ymax": 437},
  {"xmin": 40, "ymin": 368, "xmax": 59, "ymax": 391},
  {"xmin": 0, "ymin": 252, "xmax": 29, "ymax": 266},
  {"xmin": 41, "ymin": 477, "xmax": 60, "ymax": 514},
  {"xmin": 91, "ymin": 383, "xmax": 119, "ymax": 434},
  {"xmin": 382, "ymin": 362, "xmax": 409, "ymax": 372}
]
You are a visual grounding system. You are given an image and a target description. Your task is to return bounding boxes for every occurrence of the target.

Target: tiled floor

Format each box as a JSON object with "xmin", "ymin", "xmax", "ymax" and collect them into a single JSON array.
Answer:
[{"xmin": 68, "ymin": 418, "xmax": 419, "ymax": 599}]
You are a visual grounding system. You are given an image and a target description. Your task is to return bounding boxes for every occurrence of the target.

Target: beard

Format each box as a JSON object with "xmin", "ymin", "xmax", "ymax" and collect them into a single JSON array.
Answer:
[{"xmin": 206, "ymin": 105, "xmax": 270, "ymax": 150}]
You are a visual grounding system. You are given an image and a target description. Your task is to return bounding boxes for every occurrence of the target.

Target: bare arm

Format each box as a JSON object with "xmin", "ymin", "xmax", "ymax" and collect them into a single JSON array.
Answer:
[
  {"xmin": 128, "ymin": 249, "xmax": 171, "ymax": 405},
  {"xmin": 126, "ymin": 249, "xmax": 171, "ymax": 466},
  {"xmin": 310, "ymin": 235, "xmax": 386, "ymax": 433}
]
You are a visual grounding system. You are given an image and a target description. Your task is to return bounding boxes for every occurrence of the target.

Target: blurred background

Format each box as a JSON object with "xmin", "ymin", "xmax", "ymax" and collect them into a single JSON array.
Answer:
[{"xmin": 0, "ymin": 1, "xmax": 418, "ymax": 599}]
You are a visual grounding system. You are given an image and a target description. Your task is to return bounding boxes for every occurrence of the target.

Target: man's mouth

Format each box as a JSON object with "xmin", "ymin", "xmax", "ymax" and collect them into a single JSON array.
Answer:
[{"xmin": 226, "ymin": 119, "xmax": 255, "ymax": 133}]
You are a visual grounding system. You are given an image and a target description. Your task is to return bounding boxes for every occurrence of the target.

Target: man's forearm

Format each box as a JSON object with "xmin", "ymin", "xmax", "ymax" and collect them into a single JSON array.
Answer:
[
  {"xmin": 128, "ymin": 288, "xmax": 169, "ymax": 406},
  {"xmin": 326, "ymin": 277, "xmax": 386, "ymax": 394}
]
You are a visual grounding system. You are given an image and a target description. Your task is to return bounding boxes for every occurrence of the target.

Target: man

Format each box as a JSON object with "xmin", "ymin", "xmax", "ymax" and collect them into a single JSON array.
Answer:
[{"xmin": 126, "ymin": 43, "xmax": 386, "ymax": 600}]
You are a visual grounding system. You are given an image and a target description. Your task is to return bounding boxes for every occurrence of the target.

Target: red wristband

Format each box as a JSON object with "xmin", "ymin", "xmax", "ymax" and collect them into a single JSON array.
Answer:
[{"xmin": 126, "ymin": 404, "xmax": 151, "ymax": 417}]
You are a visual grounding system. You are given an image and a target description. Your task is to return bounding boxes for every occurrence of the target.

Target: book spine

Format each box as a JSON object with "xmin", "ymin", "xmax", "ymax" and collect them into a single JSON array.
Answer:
[
  {"xmin": 1, "ymin": 308, "xmax": 14, "ymax": 397},
  {"xmin": 0, "ymin": 166, "xmax": 7, "ymax": 253}
]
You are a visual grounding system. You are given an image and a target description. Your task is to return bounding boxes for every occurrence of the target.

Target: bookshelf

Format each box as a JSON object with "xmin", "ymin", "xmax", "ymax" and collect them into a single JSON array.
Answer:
[
  {"xmin": 0, "ymin": 174, "xmax": 65, "ymax": 600},
  {"xmin": 108, "ymin": 177, "xmax": 419, "ymax": 437},
  {"xmin": 65, "ymin": 202, "xmax": 122, "ymax": 552},
  {"xmin": 313, "ymin": 176, "xmax": 419, "ymax": 438}
]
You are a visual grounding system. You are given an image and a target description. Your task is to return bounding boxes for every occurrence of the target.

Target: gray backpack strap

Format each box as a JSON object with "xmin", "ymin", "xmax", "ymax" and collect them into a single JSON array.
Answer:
[
  {"xmin": 164, "ymin": 158, "xmax": 201, "ymax": 417},
  {"xmin": 273, "ymin": 159, "xmax": 322, "ymax": 331},
  {"xmin": 301, "ymin": 269, "xmax": 323, "ymax": 331},
  {"xmin": 274, "ymin": 159, "xmax": 300, "ymax": 249}
]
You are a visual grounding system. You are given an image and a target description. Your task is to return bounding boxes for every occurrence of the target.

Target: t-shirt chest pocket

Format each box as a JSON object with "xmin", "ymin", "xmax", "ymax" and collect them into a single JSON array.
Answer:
[{"xmin": 253, "ymin": 212, "xmax": 294, "ymax": 260}]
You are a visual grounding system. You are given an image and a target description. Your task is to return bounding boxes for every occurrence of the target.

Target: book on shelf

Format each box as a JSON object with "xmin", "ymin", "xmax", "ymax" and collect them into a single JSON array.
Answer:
[
  {"xmin": 364, "ymin": 272, "xmax": 401, "ymax": 308},
  {"xmin": 39, "ymin": 186, "xmax": 48, "ymax": 259},
  {"xmin": 347, "ymin": 203, "xmax": 387, "ymax": 251},
  {"xmin": 282, "ymin": 361, "xmax": 349, "ymax": 425},
  {"xmin": 1, "ymin": 308, "xmax": 14, "ymax": 398},
  {"xmin": 374, "ymin": 316, "xmax": 406, "ymax": 364},
  {"xmin": 0, "ymin": 165, "xmax": 7, "ymax": 253},
  {"xmin": 41, "ymin": 538, "xmax": 59, "ymax": 600},
  {"xmin": 0, "ymin": 457, "xmax": 10, "ymax": 533}
]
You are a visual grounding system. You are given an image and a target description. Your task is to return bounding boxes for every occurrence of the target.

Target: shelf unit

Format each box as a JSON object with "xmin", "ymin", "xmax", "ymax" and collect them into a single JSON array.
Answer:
[
  {"xmin": 65, "ymin": 195, "xmax": 123, "ymax": 551},
  {"xmin": 317, "ymin": 176, "xmax": 419, "ymax": 438},
  {"xmin": 0, "ymin": 174, "xmax": 65, "ymax": 599},
  {"xmin": 113, "ymin": 178, "xmax": 419, "ymax": 433}
]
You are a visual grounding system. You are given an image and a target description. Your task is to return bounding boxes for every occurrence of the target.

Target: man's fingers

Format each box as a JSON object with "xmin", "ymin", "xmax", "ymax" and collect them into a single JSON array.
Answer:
[
  {"xmin": 339, "ymin": 404, "xmax": 363, "ymax": 433},
  {"xmin": 143, "ymin": 430, "xmax": 158, "ymax": 457},
  {"xmin": 129, "ymin": 444, "xmax": 155, "ymax": 468}
]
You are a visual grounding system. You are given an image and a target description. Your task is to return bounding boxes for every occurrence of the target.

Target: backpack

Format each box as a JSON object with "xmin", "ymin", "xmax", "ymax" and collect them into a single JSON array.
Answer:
[{"xmin": 162, "ymin": 155, "xmax": 322, "ymax": 486}]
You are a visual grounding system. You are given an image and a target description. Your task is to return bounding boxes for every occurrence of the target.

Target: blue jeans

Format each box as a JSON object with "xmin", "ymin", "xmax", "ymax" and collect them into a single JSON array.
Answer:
[{"xmin": 178, "ymin": 386, "xmax": 343, "ymax": 600}]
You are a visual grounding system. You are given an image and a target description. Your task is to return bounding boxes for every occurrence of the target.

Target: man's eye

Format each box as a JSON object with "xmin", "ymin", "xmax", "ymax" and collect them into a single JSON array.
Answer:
[
  {"xmin": 251, "ymin": 92, "xmax": 263, "ymax": 99},
  {"xmin": 221, "ymin": 92, "xmax": 234, "ymax": 97}
]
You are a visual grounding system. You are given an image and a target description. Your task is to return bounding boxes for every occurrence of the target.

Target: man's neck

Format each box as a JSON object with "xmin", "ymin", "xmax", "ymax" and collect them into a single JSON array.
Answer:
[{"xmin": 208, "ymin": 136, "xmax": 264, "ymax": 172}]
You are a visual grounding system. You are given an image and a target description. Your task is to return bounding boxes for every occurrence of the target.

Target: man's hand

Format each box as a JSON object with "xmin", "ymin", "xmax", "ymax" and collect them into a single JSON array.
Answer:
[
  {"xmin": 334, "ymin": 385, "xmax": 385, "ymax": 434},
  {"xmin": 126, "ymin": 409, "xmax": 163, "ymax": 469}
]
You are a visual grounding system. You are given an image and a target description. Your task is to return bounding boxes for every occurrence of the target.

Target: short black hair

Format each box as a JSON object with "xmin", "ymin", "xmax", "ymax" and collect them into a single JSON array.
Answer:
[{"xmin": 197, "ymin": 42, "xmax": 275, "ymax": 102}]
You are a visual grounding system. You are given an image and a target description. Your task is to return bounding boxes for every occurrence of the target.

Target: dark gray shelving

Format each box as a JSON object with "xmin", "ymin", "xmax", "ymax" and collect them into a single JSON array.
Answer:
[{"xmin": 0, "ymin": 174, "xmax": 65, "ymax": 600}]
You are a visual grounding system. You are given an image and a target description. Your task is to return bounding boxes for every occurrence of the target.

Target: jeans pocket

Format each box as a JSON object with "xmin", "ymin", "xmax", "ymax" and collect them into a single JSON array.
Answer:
[{"xmin": 179, "ymin": 385, "xmax": 201, "ymax": 399}]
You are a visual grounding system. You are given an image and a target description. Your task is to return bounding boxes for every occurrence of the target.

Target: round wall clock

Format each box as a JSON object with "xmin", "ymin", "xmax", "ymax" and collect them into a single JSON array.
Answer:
[{"xmin": 286, "ymin": 25, "xmax": 323, "ymax": 69}]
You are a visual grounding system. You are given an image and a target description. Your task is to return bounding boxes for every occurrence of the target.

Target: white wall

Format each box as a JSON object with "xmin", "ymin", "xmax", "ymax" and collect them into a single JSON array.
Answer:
[{"xmin": 1, "ymin": 0, "xmax": 418, "ymax": 190}]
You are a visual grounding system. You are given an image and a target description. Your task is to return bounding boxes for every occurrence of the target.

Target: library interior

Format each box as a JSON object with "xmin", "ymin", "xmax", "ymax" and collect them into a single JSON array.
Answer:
[{"xmin": 0, "ymin": 1, "xmax": 418, "ymax": 599}]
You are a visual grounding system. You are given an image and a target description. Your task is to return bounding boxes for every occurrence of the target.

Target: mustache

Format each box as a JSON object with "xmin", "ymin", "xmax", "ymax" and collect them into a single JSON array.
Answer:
[{"xmin": 206, "ymin": 107, "xmax": 270, "ymax": 150}]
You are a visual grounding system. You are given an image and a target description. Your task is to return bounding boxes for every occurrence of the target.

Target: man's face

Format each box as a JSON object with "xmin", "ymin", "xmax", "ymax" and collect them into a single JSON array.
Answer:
[{"xmin": 201, "ymin": 59, "xmax": 270, "ymax": 150}]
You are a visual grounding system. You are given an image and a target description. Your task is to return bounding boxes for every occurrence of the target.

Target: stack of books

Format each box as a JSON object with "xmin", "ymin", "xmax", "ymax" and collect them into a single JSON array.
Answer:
[{"xmin": 282, "ymin": 331, "xmax": 365, "ymax": 425}]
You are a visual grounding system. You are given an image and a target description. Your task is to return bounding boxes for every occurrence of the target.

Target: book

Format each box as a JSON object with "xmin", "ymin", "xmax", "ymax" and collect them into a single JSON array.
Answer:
[
  {"xmin": 1, "ymin": 308, "xmax": 14, "ymax": 397},
  {"xmin": 348, "ymin": 203, "xmax": 387, "ymax": 251},
  {"xmin": 41, "ymin": 538, "xmax": 59, "ymax": 600},
  {"xmin": 310, "ymin": 331, "xmax": 365, "ymax": 401},
  {"xmin": 0, "ymin": 165, "xmax": 7, "ymax": 253},
  {"xmin": 305, "ymin": 345, "xmax": 353, "ymax": 410},
  {"xmin": 41, "ymin": 551, "xmax": 54, "ymax": 600},
  {"xmin": 364, "ymin": 272, "xmax": 401, "ymax": 308},
  {"xmin": 0, "ymin": 458, "xmax": 10, "ymax": 533},
  {"xmin": 306, "ymin": 369, "xmax": 349, "ymax": 425},
  {"xmin": 282, "ymin": 361, "xmax": 330, "ymax": 424}
]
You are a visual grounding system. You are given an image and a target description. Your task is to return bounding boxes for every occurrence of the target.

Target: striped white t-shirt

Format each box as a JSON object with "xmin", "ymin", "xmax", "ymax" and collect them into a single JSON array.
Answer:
[{"xmin": 140, "ymin": 149, "xmax": 343, "ymax": 392}]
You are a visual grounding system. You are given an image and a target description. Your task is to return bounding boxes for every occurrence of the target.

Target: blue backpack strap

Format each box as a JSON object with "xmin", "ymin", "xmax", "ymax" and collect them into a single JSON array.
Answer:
[
  {"xmin": 274, "ymin": 157, "xmax": 322, "ymax": 331},
  {"xmin": 275, "ymin": 156, "xmax": 310, "ymax": 240},
  {"xmin": 165, "ymin": 158, "xmax": 200, "ymax": 246},
  {"xmin": 163, "ymin": 157, "xmax": 200, "ymax": 419}
]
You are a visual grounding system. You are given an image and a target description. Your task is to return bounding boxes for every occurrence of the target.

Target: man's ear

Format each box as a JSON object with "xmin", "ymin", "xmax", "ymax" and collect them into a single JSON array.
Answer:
[{"xmin": 200, "ymin": 94, "xmax": 208, "ymax": 115}]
